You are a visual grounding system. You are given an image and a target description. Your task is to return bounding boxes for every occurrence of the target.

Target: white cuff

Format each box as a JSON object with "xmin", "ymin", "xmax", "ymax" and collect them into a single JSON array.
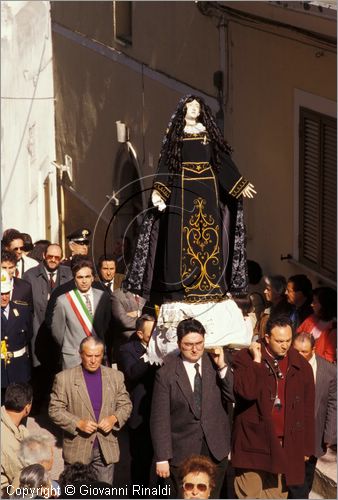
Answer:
[
  {"xmin": 217, "ymin": 366, "xmax": 228, "ymax": 379},
  {"xmin": 152, "ymin": 190, "xmax": 166, "ymax": 211}
]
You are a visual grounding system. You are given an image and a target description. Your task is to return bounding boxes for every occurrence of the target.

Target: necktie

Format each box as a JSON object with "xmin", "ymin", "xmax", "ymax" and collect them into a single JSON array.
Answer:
[
  {"xmin": 49, "ymin": 272, "xmax": 56, "ymax": 291},
  {"xmin": 1, "ymin": 308, "xmax": 8, "ymax": 322},
  {"xmin": 84, "ymin": 294, "xmax": 93, "ymax": 316},
  {"xmin": 194, "ymin": 363, "xmax": 202, "ymax": 419}
]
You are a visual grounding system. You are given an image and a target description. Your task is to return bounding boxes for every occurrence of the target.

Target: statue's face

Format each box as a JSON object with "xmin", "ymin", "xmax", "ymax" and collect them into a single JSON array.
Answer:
[{"xmin": 185, "ymin": 99, "xmax": 201, "ymax": 121}]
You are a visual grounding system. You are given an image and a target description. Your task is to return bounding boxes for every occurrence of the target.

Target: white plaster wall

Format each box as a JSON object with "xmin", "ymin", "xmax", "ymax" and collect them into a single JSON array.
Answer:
[{"xmin": 1, "ymin": 1, "xmax": 58, "ymax": 242}]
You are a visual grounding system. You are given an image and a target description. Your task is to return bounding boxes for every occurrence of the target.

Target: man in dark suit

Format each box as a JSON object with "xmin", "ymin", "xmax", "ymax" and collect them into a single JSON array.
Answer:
[
  {"xmin": 150, "ymin": 318, "xmax": 234, "ymax": 499},
  {"xmin": 1, "ymin": 271, "xmax": 33, "ymax": 400},
  {"xmin": 110, "ymin": 288, "xmax": 146, "ymax": 364},
  {"xmin": 23, "ymin": 244, "xmax": 73, "ymax": 407},
  {"xmin": 118, "ymin": 314, "xmax": 157, "ymax": 489},
  {"xmin": 1, "ymin": 250, "xmax": 33, "ymax": 311},
  {"xmin": 289, "ymin": 333, "xmax": 337, "ymax": 498},
  {"xmin": 286, "ymin": 274, "xmax": 313, "ymax": 330},
  {"xmin": 93, "ymin": 254, "xmax": 125, "ymax": 295}
]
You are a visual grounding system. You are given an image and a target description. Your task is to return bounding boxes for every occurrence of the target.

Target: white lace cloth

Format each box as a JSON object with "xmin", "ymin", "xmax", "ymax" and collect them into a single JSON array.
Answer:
[{"xmin": 143, "ymin": 299, "xmax": 249, "ymax": 365}]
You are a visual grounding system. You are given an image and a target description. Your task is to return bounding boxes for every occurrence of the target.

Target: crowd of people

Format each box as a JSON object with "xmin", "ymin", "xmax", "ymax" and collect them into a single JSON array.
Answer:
[{"xmin": 0, "ymin": 226, "xmax": 336, "ymax": 499}]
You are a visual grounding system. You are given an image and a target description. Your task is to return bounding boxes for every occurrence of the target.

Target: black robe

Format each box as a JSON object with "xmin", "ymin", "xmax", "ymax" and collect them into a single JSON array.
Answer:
[{"xmin": 124, "ymin": 132, "xmax": 249, "ymax": 304}]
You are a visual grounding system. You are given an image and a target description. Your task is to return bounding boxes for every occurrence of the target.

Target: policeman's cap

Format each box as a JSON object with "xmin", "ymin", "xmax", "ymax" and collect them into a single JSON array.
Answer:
[{"xmin": 66, "ymin": 228, "xmax": 91, "ymax": 245}]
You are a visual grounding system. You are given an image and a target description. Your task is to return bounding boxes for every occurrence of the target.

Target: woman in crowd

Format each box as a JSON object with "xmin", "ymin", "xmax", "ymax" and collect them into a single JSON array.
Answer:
[
  {"xmin": 256, "ymin": 275, "xmax": 292, "ymax": 338},
  {"xmin": 297, "ymin": 286, "xmax": 337, "ymax": 363},
  {"xmin": 18, "ymin": 464, "xmax": 54, "ymax": 498},
  {"xmin": 179, "ymin": 455, "xmax": 217, "ymax": 499},
  {"xmin": 233, "ymin": 294, "xmax": 255, "ymax": 343}
]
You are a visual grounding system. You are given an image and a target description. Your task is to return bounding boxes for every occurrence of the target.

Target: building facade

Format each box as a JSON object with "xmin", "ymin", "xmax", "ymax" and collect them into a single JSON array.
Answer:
[
  {"xmin": 6, "ymin": 1, "xmax": 334, "ymax": 287},
  {"xmin": 1, "ymin": 1, "xmax": 58, "ymax": 242}
]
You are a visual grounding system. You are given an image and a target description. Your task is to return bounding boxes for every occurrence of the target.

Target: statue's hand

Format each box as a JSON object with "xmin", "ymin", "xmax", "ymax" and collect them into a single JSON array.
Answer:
[
  {"xmin": 242, "ymin": 183, "xmax": 257, "ymax": 198},
  {"xmin": 151, "ymin": 190, "xmax": 167, "ymax": 211}
]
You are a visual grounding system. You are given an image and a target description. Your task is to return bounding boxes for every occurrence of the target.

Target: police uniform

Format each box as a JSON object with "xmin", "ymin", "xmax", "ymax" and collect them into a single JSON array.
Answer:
[
  {"xmin": 1, "ymin": 302, "xmax": 33, "ymax": 388},
  {"xmin": 62, "ymin": 228, "xmax": 91, "ymax": 266}
]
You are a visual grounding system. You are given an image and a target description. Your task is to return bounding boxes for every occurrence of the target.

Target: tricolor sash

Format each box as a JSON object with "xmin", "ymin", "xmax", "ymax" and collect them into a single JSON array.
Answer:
[{"xmin": 65, "ymin": 289, "xmax": 97, "ymax": 337}]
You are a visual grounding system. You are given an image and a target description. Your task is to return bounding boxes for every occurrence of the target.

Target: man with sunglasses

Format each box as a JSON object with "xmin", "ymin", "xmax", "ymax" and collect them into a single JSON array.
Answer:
[
  {"xmin": 231, "ymin": 315, "xmax": 315, "ymax": 498},
  {"xmin": 2, "ymin": 229, "xmax": 38, "ymax": 278},
  {"xmin": 23, "ymin": 244, "xmax": 72, "ymax": 408},
  {"xmin": 150, "ymin": 318, "xmax": 234, "ymax": 499}
]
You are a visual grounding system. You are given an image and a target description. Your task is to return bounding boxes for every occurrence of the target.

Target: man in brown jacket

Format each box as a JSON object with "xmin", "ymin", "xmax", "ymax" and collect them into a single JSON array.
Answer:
[
  {"xmin": 48, "ymin": 336, "xmax": 132, "ymax": 483},
  {"xmin": 231, "ymin": 315, "xmax": 315, "ymax": 498}
]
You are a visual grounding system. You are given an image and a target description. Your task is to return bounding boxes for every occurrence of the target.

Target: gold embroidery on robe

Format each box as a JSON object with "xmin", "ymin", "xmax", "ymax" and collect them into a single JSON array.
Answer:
[
  {"xmin": 229, "ymin": 176, "xmax": 250, "ymax": 198},
  {"xmin": 153, "ymin": 182, "xmax": 171, "ymax": 202},
  {"xmin": 181, "ymin": 197, "xmax": 223, "ymax": 297}
]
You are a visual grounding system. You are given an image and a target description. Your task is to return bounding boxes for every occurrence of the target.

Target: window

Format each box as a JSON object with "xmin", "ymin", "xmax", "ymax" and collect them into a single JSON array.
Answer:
[
  {"xmin": 113, "ymin": 1, "xmax": 132, "ymax": 46},
  {"xmin": 299, "ymin": 107, "xmax": 336, "ymax": 281}
]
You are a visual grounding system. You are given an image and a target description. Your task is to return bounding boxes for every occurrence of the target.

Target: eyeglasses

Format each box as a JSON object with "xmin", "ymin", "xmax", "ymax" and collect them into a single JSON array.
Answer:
[
  {"xmin": 45, "ymin": 255, "xmax": 61, "ymax": 261},
  {"xmin": 181, "ymin": 341, "xmax": 204, "ymax": 350},
  {"xmin": 12, "ymin": 246, "xmax": 24, "ymax": 251},
  {"xmin": 183, "ymin": 482, "xmax": 209, "ymax": 493}
]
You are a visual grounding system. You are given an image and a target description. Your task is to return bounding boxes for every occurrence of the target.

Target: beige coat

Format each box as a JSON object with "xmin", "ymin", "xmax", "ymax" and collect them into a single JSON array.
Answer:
[
  {"xmin": 48, "ymin": 365, "xmax": 132, "ymax": 465},
  {"xmin": 1, "ymin": 407, "xmax": 29, "ymax": 489}
]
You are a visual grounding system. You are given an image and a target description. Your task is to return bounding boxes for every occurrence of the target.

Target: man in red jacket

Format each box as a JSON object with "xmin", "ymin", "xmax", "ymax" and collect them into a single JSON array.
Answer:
[{"xmin": 231, "ymin": 315, "xmax": 315, "ymax": 498}]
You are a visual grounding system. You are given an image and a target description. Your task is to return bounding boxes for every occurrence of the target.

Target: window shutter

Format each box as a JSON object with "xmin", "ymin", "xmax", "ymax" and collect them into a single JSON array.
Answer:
[
  {"xmin": 321, "ymin": 122, "xmax": 336, "ymax": 276},
  {"xmin": 299, "ymin": 108, "xmax": 336, "ymax": 281}
]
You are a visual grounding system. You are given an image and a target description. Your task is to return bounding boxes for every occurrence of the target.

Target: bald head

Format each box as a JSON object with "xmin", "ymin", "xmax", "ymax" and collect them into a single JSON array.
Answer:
[{"xmin": 293, "ymin": 333, "xmax": 315, "ymax": 362}]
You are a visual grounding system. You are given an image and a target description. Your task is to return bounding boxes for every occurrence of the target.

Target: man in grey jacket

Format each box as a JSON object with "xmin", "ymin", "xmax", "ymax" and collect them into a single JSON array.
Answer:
[
  {"xmin": 23, "ymin": 244, "xmax": 72, "ymax": 363},
  {"xmin": 51, "ymin": 259, "xmax": 111, "ymax": 369},
  {"xmin": 289, "ymin": 333, "xmax": 337, "ymax": 498},
  {"xmin": 23, "ymin": 244, "xmax": 72, "ymax": 407}
]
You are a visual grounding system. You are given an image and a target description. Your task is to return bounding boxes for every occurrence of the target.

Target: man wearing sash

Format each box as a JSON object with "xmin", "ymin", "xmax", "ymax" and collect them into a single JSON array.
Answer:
[{"xmin": 51, "ymin": 259, "xmax": 111, "ymax": 369}]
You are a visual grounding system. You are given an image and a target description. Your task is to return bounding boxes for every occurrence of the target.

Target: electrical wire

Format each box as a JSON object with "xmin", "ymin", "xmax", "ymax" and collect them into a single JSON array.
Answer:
[
  {"xmin": 197, "ymin": 2, "xmax": 336, "ymax": 53},
  {"xmin": 1, "ymin": 96, "xmax": 56, "ymax": 100}
]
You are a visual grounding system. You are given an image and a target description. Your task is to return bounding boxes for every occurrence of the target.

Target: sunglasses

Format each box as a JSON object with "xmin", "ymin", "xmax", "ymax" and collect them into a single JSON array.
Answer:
[
  {"xmin": 12, "ymin": 246, "xmax": 24, "ymax": 251},
  {"xmin": 45, "ymin": 255, "xmax": 61, "ymax": 261},
  {"xmin": 183, "ymin": 482, "xmax": 209, "ymax": 493}
]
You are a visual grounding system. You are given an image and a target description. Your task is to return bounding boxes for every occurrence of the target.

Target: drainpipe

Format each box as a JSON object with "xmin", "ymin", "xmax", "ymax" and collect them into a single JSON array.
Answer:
[{"xmin": 51, "ymin": 161, "xmax": 67, "ymax": 255}]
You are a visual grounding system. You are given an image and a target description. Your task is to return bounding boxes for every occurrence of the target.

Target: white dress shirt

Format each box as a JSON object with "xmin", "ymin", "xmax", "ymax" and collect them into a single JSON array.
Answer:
[
  {"xmin": 308, "ymin": 353, "xmax": 317, "ymax": 383},
  {"xmin": 105, "ymin": 279, "xmax": 114, "ymax": 293},
  {"xmin": 2, "ymin": 304, "xmax": 9, "ymax": 319},
  {"xmin": 182, "ymin": 358, "xmax": 202, "ymax": 392}
]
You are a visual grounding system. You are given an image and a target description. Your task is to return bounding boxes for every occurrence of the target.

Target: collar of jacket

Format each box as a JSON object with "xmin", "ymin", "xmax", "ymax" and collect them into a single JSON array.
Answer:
[
  {"xmin": 1, "ymin": 407, "xmax": 27, "ymax": 439},
  {"xmin": 36, "ymin": 263, "xmax": 49, "ymax": 278},
  {"xmin": 259, "ymin": 340, "xmax": 303, "ymax": 371}
]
